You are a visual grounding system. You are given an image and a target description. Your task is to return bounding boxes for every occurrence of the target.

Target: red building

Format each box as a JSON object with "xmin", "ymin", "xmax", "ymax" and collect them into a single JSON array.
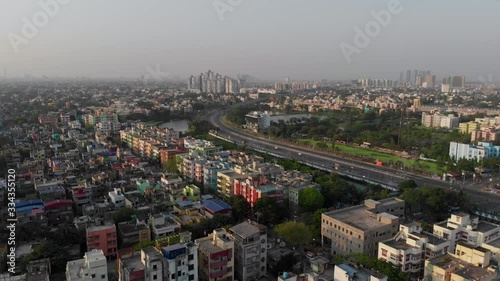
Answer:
[
  {"xmin": 196, "ymin": 229, "xmax": 235, "ymax": 281},
  {"xmin": 234, "ymin": 175, "xmax": 284, "ymax": 207},
  {"xmin": 86, "ymin": 222, "xmax": 118, "ymax": 258},
  {"xmin": 160, "ymin": 146, "xmax": 187, "ymax": 168},
  {"xmin": 44, "ymin": 199, "xmax": 74, "ymax": 225}
]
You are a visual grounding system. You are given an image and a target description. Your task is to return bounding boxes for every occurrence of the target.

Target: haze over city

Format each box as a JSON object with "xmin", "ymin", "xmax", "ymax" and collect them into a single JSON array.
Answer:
[{"xmin": 1, "ymin": 0, "xmax": 499, "ymax": 81}]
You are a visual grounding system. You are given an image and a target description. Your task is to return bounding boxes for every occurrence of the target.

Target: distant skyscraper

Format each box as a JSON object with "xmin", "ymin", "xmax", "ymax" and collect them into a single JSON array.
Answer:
[
  {"xmin": 188, "ymin": 70, "xmax": 239, "ymax": 94},
  {"xmin": 406, "ymin": 70, "xmax": 411, "ymax": 83},
  {"xmin": 451, "ymin": 76, "xmax": 465, "ymax": 88},
  {"xmin": 425, "ymin": 74, "xmax": 436, "ymax": 87}
]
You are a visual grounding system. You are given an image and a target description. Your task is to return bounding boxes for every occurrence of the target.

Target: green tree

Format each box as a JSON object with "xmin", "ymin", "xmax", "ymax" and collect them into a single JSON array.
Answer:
[
  {"xmin": 133, "ymin": 240, "xmax": 156, "ymax": 251},
  {"xmin": 398, "ymin": 179, "xmax": 418, "ymax": 192},
  {"xmin": 299, "ymin": 187, "xmax": 325, "ymax": 213},
  {"xmin": 85, "ymin": 124, "xmax": 94, "ymax": 132},
  {"xmin": 274, "ymin": 221, "xmax": 313, "ymax": 247},
  {"xmin": 112, "ymin": 207, "xmax": 136, "ymax": 224},
  {"xmin": 254, "ymin": 197, "xmax": 286, "ymax": 226},
  {"xmin": 310, "ymin": 208, "xmax": 327, "ymax": 238},
  {"xmin": 230, "ymin": 195, "xmax": 252, "ymax": 222},
  {"xmin": 164, "ymin": 158, "xmax": 179, "ymax": 174},
  {"xmin": 21, "ymin": 241, "xmax": 69, "ymax": 273}
]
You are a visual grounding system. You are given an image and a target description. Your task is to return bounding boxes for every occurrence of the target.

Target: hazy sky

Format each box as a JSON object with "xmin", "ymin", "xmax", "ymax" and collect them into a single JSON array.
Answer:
[{"xmin": 1, "ymin": 0, "xmax": 499, "ymax": 81}]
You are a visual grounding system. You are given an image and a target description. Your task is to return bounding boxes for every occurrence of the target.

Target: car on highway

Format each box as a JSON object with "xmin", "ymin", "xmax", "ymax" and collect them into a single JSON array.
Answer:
[
  {"xmin": 298, "ymin": 152, "xmax": 302, "ymax": 156},
  {"xmin": 274, "ymin": 146, "xmax": 279, "ymax": 150}
]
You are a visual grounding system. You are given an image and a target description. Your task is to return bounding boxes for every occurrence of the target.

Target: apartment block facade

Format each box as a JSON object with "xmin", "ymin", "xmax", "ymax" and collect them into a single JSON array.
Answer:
[
  {"xmin": 195, "ymin": 228, "xmax": 235, "ymax": 281},
  {"xmin": 230, "ymin": 221, "xmax": 268, "ymax": 281},
  {"xmin": 433, "ymin": 212, "xmax": 500, "ymax": 252},
  {"xmin": 321, "ymin": 198, "xmax": 404, "ymax": 257},
  {"xmin": 86, "ymin": 222, "xmax": 118, "ymax": 258},
  {"xmin": 378, "ymin": 222, "xmax": 449, "ymax": 277}
]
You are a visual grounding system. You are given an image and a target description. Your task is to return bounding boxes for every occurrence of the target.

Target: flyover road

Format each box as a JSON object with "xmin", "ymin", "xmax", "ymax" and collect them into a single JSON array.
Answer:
[{"xmin": 208, "ymin": 108, "xmax": 500, "ymax": 212}]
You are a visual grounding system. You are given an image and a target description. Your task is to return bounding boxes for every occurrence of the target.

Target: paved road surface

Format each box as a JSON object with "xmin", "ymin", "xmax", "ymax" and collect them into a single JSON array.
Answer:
[{"xmin": 207, "ymin": 107, "xmax": 500, "ymax": 213}]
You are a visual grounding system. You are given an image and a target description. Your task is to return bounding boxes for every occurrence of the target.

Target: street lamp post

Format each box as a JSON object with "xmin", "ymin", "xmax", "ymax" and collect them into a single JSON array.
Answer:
[{"xmin": 462, "ymin": 171, "xmax": 466, "ymax": 190}]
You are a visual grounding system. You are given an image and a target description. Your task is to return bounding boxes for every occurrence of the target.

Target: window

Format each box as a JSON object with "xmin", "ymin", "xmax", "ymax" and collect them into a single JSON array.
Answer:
[
  {"xmin": 188, "ymin": 264, "xmax": 194, "ymax": 271},
  {"xmin": 171, "ymin": 274, "xmax": 175, "ymax": 279},
  {"xmin": 153, "ymin": 264, "xmax": 157, "ymax": 270},
  {"xmin": 101, "ymin": 275, "xmax": 106, "ymax": 279},
  {"xmin": 188, "ymin": 254, "xmax": 194, "ymax": 260},
  {"xmin": 91, "ymin": 274, "xmax": 96, "ymax": 278},
  {"xmin": 153, "ymin": 275, "xmax": 157, "ymax": 280},
  {"xmin": 189, "ymin": 275, "xmax": 195, "ymax": 281}
]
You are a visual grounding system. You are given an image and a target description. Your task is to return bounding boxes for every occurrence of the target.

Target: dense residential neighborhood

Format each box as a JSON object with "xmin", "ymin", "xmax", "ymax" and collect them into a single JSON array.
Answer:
[
  {"xmin": 1, "ymin": 75, "xmax": 500, "ymax": 281},
  {"xmin": 2, "ymin": 1, "xmax": 500, "ymax": 280}
]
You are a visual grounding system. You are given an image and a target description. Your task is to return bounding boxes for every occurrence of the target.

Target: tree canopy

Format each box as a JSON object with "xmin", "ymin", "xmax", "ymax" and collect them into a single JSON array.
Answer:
[
  {"xmin": 298, "ymin": 187, "xmax": 325, "ymax": 213},
  {"xmin": 274, "ymin": 221, "xmax": 313, "ymax": 247},
  {"xmin": 230, "ymin": 195, "xmax": 252, "ymax": 222},
  {"xmin": 112, "ymin": 207, "xmax": 136, "ymax": 224},
  {"xmin": 254, "ymin": 197, "xmax": 287, "ymax": 226}
]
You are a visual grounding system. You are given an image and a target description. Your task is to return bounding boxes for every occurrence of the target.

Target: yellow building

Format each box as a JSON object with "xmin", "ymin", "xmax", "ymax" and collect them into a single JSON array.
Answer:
[
  {"xmin": 424, "ymin": 243, "xmax": 498, "ymax": 281},
  {"xmin": 459, "ymin": 122, "xmax": 480, "ymax": 134}
]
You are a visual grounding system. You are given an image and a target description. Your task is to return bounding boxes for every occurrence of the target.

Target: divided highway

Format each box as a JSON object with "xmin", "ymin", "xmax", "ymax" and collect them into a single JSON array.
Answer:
[{"xmin": 207, "ymin": 105, "xmax": 500, "ymax": 212}]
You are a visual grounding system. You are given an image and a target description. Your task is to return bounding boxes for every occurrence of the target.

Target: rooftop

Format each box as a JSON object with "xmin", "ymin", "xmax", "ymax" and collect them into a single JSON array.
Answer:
[
  {"xmin": 384, "ymin": 239, "xmax": 419, "ymax": 251},
  {"xmin": 454, "ymin": 264, "xmax": 497, "ymax": 280},
  {"xmin": 230, "ymin": 221, "xmax": 266, "ymax": 239},
  {"xmin": 117, "ymin": 222, "xmax": 149, "ymax": 235},
  {"xmin": 324, "ymin": 206, "xmax": 398, "ymax": 231},
  {"xmin": 66, "ymin": 259, "xmax": 85, "ymax": 280},
  {"xmin": 476, "ymin": 221, "xmax": 499, "ymax": 233},
  {"xmin": 121, "ymin": 255, "xmax": 144, "ymax": 273},
  {"xmin": 201, "ymin": 199, "xmax": 232, "ymax": 213},
  {"xmin": 87, "ymin": 221, "xmax": 116, "ymax": 233}
]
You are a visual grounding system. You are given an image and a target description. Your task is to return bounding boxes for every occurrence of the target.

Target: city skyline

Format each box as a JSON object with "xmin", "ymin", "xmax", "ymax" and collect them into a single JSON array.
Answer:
[{"xmin": 1, "ymin": 0, "xmax": 499, "ymax": 81}]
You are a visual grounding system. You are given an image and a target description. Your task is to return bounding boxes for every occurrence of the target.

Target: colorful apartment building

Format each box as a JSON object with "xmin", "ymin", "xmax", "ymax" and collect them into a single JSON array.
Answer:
[
  {"xmin": 86, "ymin": 221, "xmax": 118, "ymax": 258},
  {"xmin": 195, "ymin": 228, "xmax": 235, "ymax": 281},
  {"xmin": 233, "ymin": 175, "xmax": 284, "ymax": 207}
]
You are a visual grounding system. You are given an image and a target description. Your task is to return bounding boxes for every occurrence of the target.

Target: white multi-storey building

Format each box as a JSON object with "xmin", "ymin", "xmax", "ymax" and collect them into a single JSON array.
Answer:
[
  {"xmin": 378, "ymin": 222, "xmax": 449, "ymax": 277},
  {"xmin": 449, "ymin": 141, "xmax": 500, "ymax": 162},
  {"xmin": 66, "ymin": 249, "xmax": 108, "ymax": 281},
  {"xmin": 149, "ymin": 214, "xmax": 181, "ymax": 239},
  {"xmin": 161, "ymin": 242, "xmax": 198, "ymax": 281},
  {"xmin": 108, "ymin": 188, "xmax": 125, "ymax": 208},
  {"xmin": 433, "ymin": 212, "xmax": 500, "ymax": 253},
  {"xmin": 230, "ymin": 221, "xmax": 268, "ymax": 281},
  {"xmin": 244, "ymin": 111, "xmax": 271, "ymax": 131}
]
